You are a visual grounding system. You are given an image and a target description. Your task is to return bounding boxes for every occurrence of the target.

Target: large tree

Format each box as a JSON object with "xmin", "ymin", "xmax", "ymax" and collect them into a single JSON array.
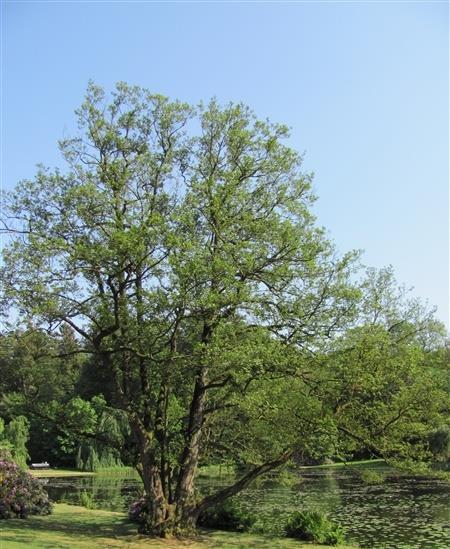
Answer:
[{"xmin": 1, "ymin": 83, "xmax": 445, "ymax": 535}]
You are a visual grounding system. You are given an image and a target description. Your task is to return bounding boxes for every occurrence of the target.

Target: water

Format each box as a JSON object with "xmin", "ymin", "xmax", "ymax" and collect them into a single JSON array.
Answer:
[{"xmin": 43, "ymin": 465, "xmax": 450, "ymax": 548}]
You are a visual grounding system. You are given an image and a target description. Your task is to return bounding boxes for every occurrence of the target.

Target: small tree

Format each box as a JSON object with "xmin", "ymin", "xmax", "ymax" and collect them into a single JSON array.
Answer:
[
  {"xmin": 0, "ymin": 416, "xmax": 30, "ymax": 468},
  {"xmin": 5, "ymin": 416, "xmax": 30, "ymax": 468}
]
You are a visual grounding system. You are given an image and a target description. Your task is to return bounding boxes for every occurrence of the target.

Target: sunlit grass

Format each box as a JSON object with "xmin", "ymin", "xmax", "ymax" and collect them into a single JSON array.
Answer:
[
  {"xmin": 28, "ymin": 469, "xmax": 96, "ymax": 478},
  {"xmin": 298, "ymin": 459, "xmax": 385, "ymax": 469},
  {"xmin": 29, "ymin": 466, "xmax": 137, "ymax": 478},
  {"xmin": 28, "ymin": 460, "xmax": 386, "ymax": 479}
]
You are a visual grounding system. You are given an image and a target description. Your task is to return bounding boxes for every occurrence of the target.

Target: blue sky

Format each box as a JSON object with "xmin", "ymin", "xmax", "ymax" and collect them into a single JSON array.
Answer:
[{"xmin": 2, "ymin": 1, "xmax": 449, "ymax": 327}]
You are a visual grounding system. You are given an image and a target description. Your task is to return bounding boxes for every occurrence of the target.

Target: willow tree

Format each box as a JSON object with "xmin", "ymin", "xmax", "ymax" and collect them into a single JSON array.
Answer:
[{"xmin": 1, "ymin": 83, "xmax": 359, "ymax": 534}]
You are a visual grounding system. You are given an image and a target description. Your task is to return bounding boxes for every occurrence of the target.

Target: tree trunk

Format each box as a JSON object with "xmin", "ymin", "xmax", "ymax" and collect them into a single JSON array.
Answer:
[
  {"xmin": 174, "ymin": 322, "xmax": 212, "ymax": 522},
  {"xmin": 173, "ymin": 372, "xmax": 206, "ymax": 520},
  {"xmin": 139, "ymin": 464, "xmax": 171, "ymax": 536},
  {"xmin": 136, "ymin": 433, "xmax": 173, "ymax": 536}
]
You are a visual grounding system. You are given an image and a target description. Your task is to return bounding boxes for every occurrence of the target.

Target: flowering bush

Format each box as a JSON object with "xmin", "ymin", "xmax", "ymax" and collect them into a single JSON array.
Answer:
[
  {"xmin": 128, "ymin": 497, "xmax": 147, "ymax": 525},
  {"xmin": 0, "ymin": 460, "xmax": 52, "ymax": 519}
]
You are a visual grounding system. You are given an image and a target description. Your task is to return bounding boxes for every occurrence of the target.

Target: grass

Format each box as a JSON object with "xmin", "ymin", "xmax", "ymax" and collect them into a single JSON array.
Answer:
[
  {"xmin": 28, "ymin": 469, "xmax": 96, "ymax": 478},
  {"xmin": 298, "ymin": 459, "xmax": 385, "ymax": 470},
  {"xmin": 28, "ymin": 460, "xmax": 385, "ymax": 479},
  {"xmin": 0, "ymin": 504, "xmax": 357, "ymax": 548},
  {"xmin": 28, "ymin": 466, "xmax": 136, "ymax": 478}
]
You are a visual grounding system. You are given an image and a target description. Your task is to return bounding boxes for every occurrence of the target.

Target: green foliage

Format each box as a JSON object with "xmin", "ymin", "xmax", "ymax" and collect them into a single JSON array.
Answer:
[
  {"xmin": 75, "ymin": 406, "xmax": 129, "ymax": 471},
  {"xmin": 198, "ymin": 499, "xmax": 256, "ymax": 532},
  {"xmin": 428, "ymin": 425, "xmax": 450, "ymax": 462},
  {"xmin": 79, "ymin": 490, "xmax": 96, "ymax": 510},
  {"xmin": 0, "ymin": 416, "xmax": 30, "ymax": 468},
  {"xmin": 53, "ymin": 397, "xmax": 99, "ymax": 457},
  {"xmin": 284, "ymin": 510, "xmax": 345, "ymax": 545},
  {"xmin": 0, "ymin": 418, "xmax": 13, "ymax": 461},
  {"xmin": 76, "ymin": 445, "xmax": 99, "ymax": 472},
  {"xmin": 0, "ymin": 327, "xmax": 84, "ymax": 467},
  {"xmin": 274, "ymin": 470, "xmax": 303, "ymax": 488},
  {"xmin": 0, "ymin": 328, "xmax": 81, "ymax": 402},
  {"xmin": 320, "ymin": 289, "xmax": 450, "ymax": 467},
  {"xmin": 5, "ymin": 416, "xmax": 30, "ymax": 468},
  {"xmin": 1, "ymin": 82, "xmax": 449, "ymax": 532},
  {"xmin": 252, "ymin": 467, "xmax": 302, "ymax": 489},
  {"xmin": 358, "ymin": 469, "xmax": 385, "ymax": 485}
]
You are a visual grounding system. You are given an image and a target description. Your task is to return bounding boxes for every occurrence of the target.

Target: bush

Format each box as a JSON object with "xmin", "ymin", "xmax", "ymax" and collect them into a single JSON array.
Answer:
[
  {"xmin": 128, "ymin": 497, "xmax": 147, "ymax": 526},
  {"xmin": 198, "ymin": 499, "xmax": 255, "ymax": 532},
  {"xmin": 79, "ymin": 490, "xmax": 96, "ymax": 509},
  {"xmin": 0, "ymin": 460, "xmax": 52, "ymax": 519},
  {"xmin": 359, "ymin": 469, "xmax": 385, "ymax": 485},
  {"xmin": 284, "ymin": 510, "xmax": 345, "ymax": 545},
  {"xmin": 0, "ymin": 444, "xmax": 13, "ymax": 461}
]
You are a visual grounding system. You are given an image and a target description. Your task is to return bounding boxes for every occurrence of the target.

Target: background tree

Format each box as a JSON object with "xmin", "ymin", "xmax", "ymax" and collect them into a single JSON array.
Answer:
[
  {"xmin": 0, "ymin": 416, "xmax": 29, "ymax": 467},
  {"xmin": 318, "ymin": 267, "xmax": 449, "ymax": 465},
  {"xmin": 0, "ymin": 327, "xmax": 86, "ymax": 466}
]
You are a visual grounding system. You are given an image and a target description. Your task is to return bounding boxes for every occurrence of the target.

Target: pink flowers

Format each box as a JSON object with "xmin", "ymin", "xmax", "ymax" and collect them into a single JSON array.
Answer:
[{"xmin": 0, "ymin": 460, "xmax": 52, "ymax": 519}]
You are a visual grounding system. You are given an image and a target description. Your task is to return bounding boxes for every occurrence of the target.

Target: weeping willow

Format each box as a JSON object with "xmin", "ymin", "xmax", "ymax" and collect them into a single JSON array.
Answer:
[
  {"xmin": 1, "ymin": 416, "xmax": 30, "ymax": 468},
  {"xmin": 76, "ymin": 409, "xmax": 129, "ymax": 472}
]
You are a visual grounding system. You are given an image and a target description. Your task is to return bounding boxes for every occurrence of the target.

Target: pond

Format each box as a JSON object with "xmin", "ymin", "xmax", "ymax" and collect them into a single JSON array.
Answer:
[{"xmin": 42, "ymin": 464, "xmax": 450, "ymax": 548}]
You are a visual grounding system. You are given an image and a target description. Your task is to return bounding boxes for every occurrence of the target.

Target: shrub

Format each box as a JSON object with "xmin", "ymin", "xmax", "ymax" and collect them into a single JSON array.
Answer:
[
  {"xmin": 198, "ymin": 499, "xmax": 255, "ymax": 532},
  {"xmin": 359, "ymin": 469, "xmax": 385, "ymax": 485},
  {"xmin": 79, "ymin": 490, "xmax": 96, "ymax": 509},
  {"xmin": 128, "ymin": 497, "xmax": 147, "ymax": 526},
  {"xmin": 429, "ymin": 425, "xmax": 450, "ymax": 462},
  {"xmin": 0, "ymin": 460, "xmax": 52, "ymax": 519},
  {"xmin": 0, "ymin": 444, "xmax": 13, "ymax": 461},
  {"xmin": 284, "ymin": 510, "xmax": 345, "ymax": 545}
]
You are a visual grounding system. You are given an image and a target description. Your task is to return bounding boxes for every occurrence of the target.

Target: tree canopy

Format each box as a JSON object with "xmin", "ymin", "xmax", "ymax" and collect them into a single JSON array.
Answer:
[{"xmin": 1, "ymin": 82, "xmax": 448, "ymax": 535}]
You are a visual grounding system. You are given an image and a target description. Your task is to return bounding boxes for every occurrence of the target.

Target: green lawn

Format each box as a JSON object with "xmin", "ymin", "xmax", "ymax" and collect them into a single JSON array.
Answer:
[
  {"xmin": 28, "ymin": 460, "xmax": 386, "ymax": 479},
  {"xmin": 297, "ymin": 459, "xmax": 385, "ymax": 470},
  {"xmin": 0, "ymin": 504, "xmax": 357, "ymax": 548},
  {"xmin": 28, "ymin": 469, "xmax": 96, "ymax": 478}
]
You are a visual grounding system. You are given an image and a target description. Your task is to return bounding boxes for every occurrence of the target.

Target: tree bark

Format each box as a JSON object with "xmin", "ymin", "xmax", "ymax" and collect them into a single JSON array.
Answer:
[
  {"xmin": 173, "ymin": 369, "xmax": 207, "ymax": 522},
  {"xmin": 138, "ymin": 434, "xmax": 173, "ymax": 536},
  {"xmin": 174, "ymin": 322, "xmax": 212, "ymax": 521}
]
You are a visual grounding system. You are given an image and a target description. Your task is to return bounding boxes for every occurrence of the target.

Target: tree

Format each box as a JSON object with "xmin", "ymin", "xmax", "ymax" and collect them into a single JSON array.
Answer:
[
  {"xmin": 1, "ymin": 82, "xmax": 446, "ymax": 535},
  {"xmin": 318, "ymin": 267, "xmax": 449, "ymax": 465},
  {"xmin": 4, "ymin": 416, "xmax": 30, "ymax": 468},
  {"xmin": 0, "ymin": 416, "xmax": 29, "ymax": 467},
  {"xmin": 75, "ymin": 405, "xmax": 130, "ymax": 471},
  {"xmin": 0, "ymin": 327, "xmax": 85, "ymax": 466}
]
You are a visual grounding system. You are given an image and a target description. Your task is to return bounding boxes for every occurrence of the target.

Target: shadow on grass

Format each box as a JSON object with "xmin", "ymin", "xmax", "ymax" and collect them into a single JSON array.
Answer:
[
  {"xmin": 1, "ymin": 506, "xmax": 349, "ymax": 548},
  {"xmin": 2, "ymin": 505, "xmax": 135, "ymax": 544}
]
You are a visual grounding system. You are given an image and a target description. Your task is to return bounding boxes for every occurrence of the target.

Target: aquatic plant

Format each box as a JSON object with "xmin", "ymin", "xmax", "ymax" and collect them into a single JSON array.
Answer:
[
  {"xmin": 79, "ymin": 489, "xmax": 96, "ymax": 509},
  {"xmin": 284, "ymin": 509, "xmax": 345, "ymax": 545},
  {"xmin": 359, "ymin": 469, "xmax": 385, "ymax": 485}
]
